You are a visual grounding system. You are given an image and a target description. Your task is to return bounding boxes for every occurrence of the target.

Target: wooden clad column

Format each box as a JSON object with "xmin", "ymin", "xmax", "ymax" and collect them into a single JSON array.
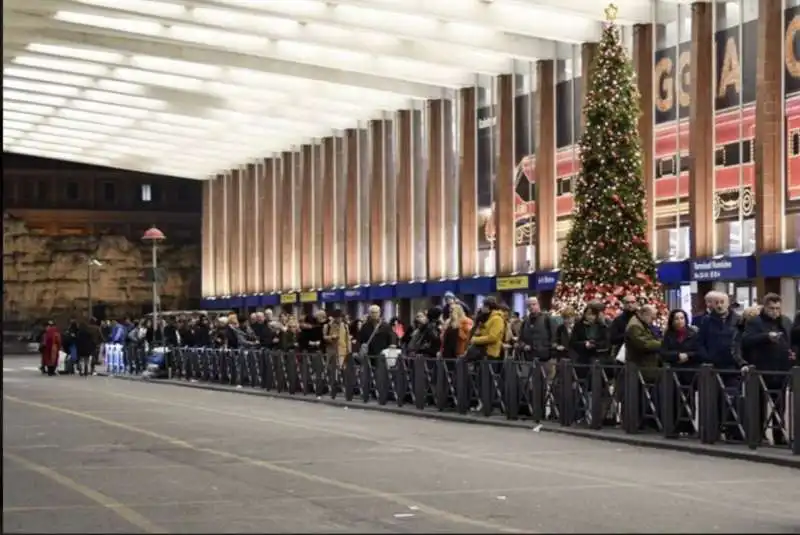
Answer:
[
  {"xmin": 633, "ymin": 24, "xmax": 656, "ymax": 247},
  {"xmin": 755, "ymin": 0, "xmax": 783, "ymax": 253},
  {"xmin": 755, "ymin": 0, "xmax": 784, "ymax": 296},
  {"xmin": 258, "ymin": 160, "xmax": 274, "ymax": 292},
  {"xmin": 459, "ymin": 87, "xmax": 478, "ymax": 277},
  {"xmin": 427, "ymin": 100, "xmax": 446, "ymax": 280},
  {"xmin": 213, "ymin": 174, "xmax": 227, "ymax": 295},
  {"xmin": 243, "ymin": 163, "xmax": 257, "ymax": 293},
  {"xmin": 321, "ymin": 138, "xmax": 336, "ymax": 288},
  {"xmin": 536, "ymin": 61, "xmax": 557, "ymax": 270},
  {"xmin": 345, "ymin": 129, "xmax": 360, "ymax": 285},
  {"xmin": 370, "ymin": 120, "xmax": 387, "ymax": 283},
  {"xmin": 201, "ymin": 179, "xmax": 215, "ymax": 296},
  {"xmin": 229, "ymin": 169, "xmax": 243, "ymax": 294},
  {"xmin": 312, "ymin": 143, "xmax": 323, "ymax": 288},
  {"xmin": 266, "ymin": 158, "xmax": 280, "ymax": 292},
  {"xmin": 281, "ymin": 152, "xmax": 295, "ymax": 290},
  {"xmin": 396, "ymin": 110, "xmax": 414, "ymax": 281},
  {"xmin": 495, "ymin": 73, "xmax": 515, "ymax": 275},
  {"xmin": 688, "ymin": 1, "xmax": 714, "ymax": 259},
  {"xmin": 300, "ymin": 145, "xmax": 314, "ymax": 289}
]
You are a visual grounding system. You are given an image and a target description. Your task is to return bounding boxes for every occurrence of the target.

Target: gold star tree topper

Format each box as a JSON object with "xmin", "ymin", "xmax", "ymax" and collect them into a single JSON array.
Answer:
[{"xmin": 605, "ymin": 2, "xmax": 619, "ymax": 22}]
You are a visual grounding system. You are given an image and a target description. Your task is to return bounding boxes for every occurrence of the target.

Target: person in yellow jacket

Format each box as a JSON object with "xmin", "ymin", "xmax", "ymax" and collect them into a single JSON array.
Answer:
[{"xmin": 470, "ymin": 298, "xmax": 505, "ymax": 359}]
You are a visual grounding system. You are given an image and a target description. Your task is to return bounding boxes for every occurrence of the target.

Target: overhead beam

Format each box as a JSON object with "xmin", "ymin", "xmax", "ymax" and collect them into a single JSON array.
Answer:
[{"xmin": 4, "ymin": 12, "xmax": 448, "ymax": 99}]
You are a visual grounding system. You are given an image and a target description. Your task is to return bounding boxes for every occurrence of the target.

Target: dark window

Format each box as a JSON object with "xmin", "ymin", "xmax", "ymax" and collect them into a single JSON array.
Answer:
[
  {"xmin": 792, "ymin": 132, "xmax": 800, "ymax": 157},
  {"xmin": 722, "ymin": 142, "xmax": 742, "ymax": 167},
  {"xmin": 176, "ymin": 183, "xmax": 190, "ymax": 202},
  {"xmin": 714, "ymin": 147, "xmax": 725, "ymax": 167},
  {"xmin": 103, "ymin": 182, "xmax": 115, "ymax": 202},
  {"xmin": 656, "ymin": 156, "xmax": 675, "ymax": 179},
  {"xmin": 557, "ymin": 176, "xmax": 573, "ymax": 196},
  {"xmin": 741, "ymin": 139, "xmax": 753, "ymax": 164},
  {"xmin": 35, "ymin": 181, "xmax": 48, "ymax": 202},
  {"xmin": 66, "ymin": 182, "xmax": 79, "ymax": 201},
  {"xmin": 150, "ymin": 183, "xmax": 161, "ymax": 203}
]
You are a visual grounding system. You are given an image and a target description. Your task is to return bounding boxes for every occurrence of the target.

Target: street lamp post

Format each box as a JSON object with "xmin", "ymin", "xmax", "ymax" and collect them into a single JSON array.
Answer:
[
  {"xmin": 87, "ymin": 258, "xmax": 102, "ymax": 319},
  {"xmin": 142, "ymin": 226, "xmax": 166, "ymax": 337}
]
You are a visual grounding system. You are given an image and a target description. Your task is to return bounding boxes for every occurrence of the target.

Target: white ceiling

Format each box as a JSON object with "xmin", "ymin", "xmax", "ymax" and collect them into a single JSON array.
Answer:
[{"xmin": 3, "ymin": 0, "xmax": 672, "ymax": 180}]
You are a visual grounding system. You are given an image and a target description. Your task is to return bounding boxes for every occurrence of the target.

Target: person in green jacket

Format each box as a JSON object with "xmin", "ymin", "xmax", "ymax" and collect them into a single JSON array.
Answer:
[{"xmin": 624, "ymin": 304, "xmax": 662, "ymax": 382}]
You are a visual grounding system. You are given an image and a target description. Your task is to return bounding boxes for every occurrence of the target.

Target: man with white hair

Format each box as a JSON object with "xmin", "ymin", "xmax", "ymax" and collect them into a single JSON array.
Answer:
[
  {"xmin": 692, "ymin": 291, "xmax": 716, "ymax": 327},
  {"xmin": 356, "ymin": 304, "xmax": 396, "ymax": 358},
  {"xmin": 696, "ymin": 291, "xmax": 739, "ymax": 373}
]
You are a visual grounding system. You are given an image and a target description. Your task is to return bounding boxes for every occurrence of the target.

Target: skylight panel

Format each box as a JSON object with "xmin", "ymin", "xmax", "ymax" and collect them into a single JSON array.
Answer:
[
  {"xmin": 168, "ymin": 25, "xmax": 268, "ymax": 51},
  {"xmin": 74, "ymin": 0, "xmax": 186, "ymax": 18},
  {"xmin": 82, "ymin": 90, "xmax": 166, "ymax": 109},
  {"xmin": 95, "ymin": 79, "xmax": 144, "ymax": 94},
  {"xmin": 26, "ymin": 43, "xmax": 124, "ymax": 64},
  {"xmin": 3, "ymin": 90, "xmax": 67, "ymax": 107},
  {"xmin": 26, "ymin": 132, "xmax": 96, "ymax": 148},
  {"xmin": 72, "ymin": 100, "xmax": 151, "ymax": 118},
  {"xmin": 4, "ymin": 79, "xmax": 82, "ymax": 97},
  {"xmin": 59, "ymin": 108, "xmax": 135, "ymax": 126},
  {"xmin": 14, "ymin": 139, "xmax": 84, "ymax": 154},
  {"xmin": 54, "ymin": 11, "xmax": 163, "ymax": 35},
  {"xmin": 114, "ymin": 68, "xmax": 204, "ymax": 90},
  {"xmin": 4, "ymin": 120, "xmax": 35, "ymax": 131},
  {"xmin": 13, "ymin": 56, "xmax": 108, "ymax": 77},
  {"xmin": 4, "ymin": 102, "xmax": 55, "ymax": 115},
  {"xmin": 130, "ymin": 56, "xmax": 221, "ymax": 78},
  {"xmin": 47, "ymin": 117, "xmax": 122, "ymax": 134},
  {"xmin": 37, "ymin": 125, "xmax": 109, "ymax": 141},
  {"xmin": 4, "ymin": 67, "xmax": 93, "ymax": 87}
]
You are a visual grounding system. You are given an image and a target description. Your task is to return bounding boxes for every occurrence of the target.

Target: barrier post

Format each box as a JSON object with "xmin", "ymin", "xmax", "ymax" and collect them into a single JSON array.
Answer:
[
  {"xmin": 435, "ymin": 359, "xmax": 447, "ymax": 412},
  {"xmin": 661, "ymin": 366, "xmax": 676, "ymax": 438},
  {"xmin": 455, "ymin": 358, "xmax": 469, "ymax": 414},
  {"xmin": 622, "ymin": 362, "xmax": 641, "ymax": 434},
  {"xmin": 791, "ymin": 367, "xmax": 799, "ymax": 455},
  {"xmin": 344, "ymin": 353, "xmax": 355, "ymax": 401},
  {"xmin": 312, "ymin": 353, "xmax": 325, "ymax": 395},
  {"xmin": 589, "ymin": 361, "xmax": 603, "ymax": 429},
  {"xmin": 743, "ymin": 369, "xmax": 761, "ymax": 450},
  {"xmin": 698, "ymin": 364, "xmax": 720, "ymax": 444},
  {"xmin": 286, "ymin": 353, "xmax": 298, "ymax": 394},
  {"xmin": 301, "ymin": 353, "xmax": 311, "ymax": 395},
  {"xmin": 531, "ymin": 360, "xmax": 545, "ymax": 422},
  {"xmin": 359, "ymin": 356, "xmax": 371, "ymax": 403},
  {"xmin": 414, "ymin": 357, "xmax": 427, "ymax": 410},
  {"xmin": 328, "ymin": 357, "xmax": 339, "ymax": 399},
  {"xmin": 504, "ymin": 360, "xmax": 518, "ymax": 420},
  {"xmin": 376, "ymin": 356, "xmax": 389, "ymax": 406},
  {"xmin": 558, "ymin": 359, "xmax": 574, "ymax": 427},
  {"xmin": 395, "ymin": 356, "xmax": 407, "ymax": 407},
  {"xmin": 480, "ymin": 360, "xmax": 494, "ymax": 417}
]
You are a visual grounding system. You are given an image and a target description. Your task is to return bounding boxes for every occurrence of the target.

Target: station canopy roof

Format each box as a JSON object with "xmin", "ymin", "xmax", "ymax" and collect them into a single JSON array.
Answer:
[{"xmin": 3, "ymin": 0, "xmax": 676, "ymax": 180}]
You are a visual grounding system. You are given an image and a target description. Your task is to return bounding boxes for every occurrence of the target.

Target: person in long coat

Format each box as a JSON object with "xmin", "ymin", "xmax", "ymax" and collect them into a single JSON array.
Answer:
[{"xmin": 40, "ymin": 321, "xmax": 62, "ymax": 376}]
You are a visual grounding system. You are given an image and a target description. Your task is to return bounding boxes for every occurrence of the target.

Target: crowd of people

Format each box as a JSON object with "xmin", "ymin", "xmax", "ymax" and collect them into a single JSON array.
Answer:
[{"xmin": 37, "ymin": 291, "xmax": 800, "ymax": 383}]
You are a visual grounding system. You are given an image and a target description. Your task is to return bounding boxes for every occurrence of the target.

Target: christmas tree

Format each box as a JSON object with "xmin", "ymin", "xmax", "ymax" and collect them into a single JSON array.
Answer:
[{"xmin": 553, "ymin": 5, "xmax": 665, "ymax": 321}]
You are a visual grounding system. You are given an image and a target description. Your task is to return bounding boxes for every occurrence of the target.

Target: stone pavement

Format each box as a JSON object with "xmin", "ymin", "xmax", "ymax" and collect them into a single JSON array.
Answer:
[{"xmin": 3, "ymin": 358, "xmax": 800, "ymax": 533}]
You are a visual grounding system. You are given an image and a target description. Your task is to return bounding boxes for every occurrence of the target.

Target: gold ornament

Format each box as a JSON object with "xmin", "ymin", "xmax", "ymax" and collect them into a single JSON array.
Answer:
[{"xmin": 604, "ymin": 2, "xmax": 618, "ymax": 22}]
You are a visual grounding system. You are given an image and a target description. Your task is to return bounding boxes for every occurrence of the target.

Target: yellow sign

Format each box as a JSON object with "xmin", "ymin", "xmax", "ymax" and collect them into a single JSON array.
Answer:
[
  {"xmin": 280, "ymin": 293, "xmax": 297, "ymax": 304},
  {"xmin": 299, "ymin": 291, "xmax": 318, "ymax": 303},
  {"xmin": 496, "ymin": 276, "xmax": 529, "ymax": 291}
]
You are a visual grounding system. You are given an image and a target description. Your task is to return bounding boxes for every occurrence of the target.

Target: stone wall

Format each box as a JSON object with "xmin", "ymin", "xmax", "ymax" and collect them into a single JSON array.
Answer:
[{"xmin": 3, "ymin": 213, "xmax": 201, "ymax": 324}]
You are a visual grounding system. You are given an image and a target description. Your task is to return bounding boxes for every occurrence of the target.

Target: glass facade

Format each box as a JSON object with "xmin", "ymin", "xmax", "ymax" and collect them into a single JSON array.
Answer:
[
  {"xmin": 654, "ymin": 2, "xmax": 692, "ymax": 261},
  {"xmin": 513, "ymin": 61, "xmax": 537, "ymax": 273},
  {"xmin": 477, "ymin": 74, "xmax": 497, "ymax": 276}
]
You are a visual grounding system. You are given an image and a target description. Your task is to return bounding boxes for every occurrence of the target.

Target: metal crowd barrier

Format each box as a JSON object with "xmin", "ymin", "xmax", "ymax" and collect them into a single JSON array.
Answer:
[{"xmin": 115, "ymin": 346, "xmax": 800, "ymax": 456}]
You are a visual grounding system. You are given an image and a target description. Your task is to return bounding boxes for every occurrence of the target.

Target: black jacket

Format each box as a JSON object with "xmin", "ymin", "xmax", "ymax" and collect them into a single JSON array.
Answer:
[
  {"xmin": 660, "ymin": 327, "xmax": 700, "ymax": 384},
  {"xmin": 741, "ymin": 312, "xmax": 794, "ymax": 373},
  {"xmin": 569, "ymin": 319, "xmax": 610, "ymax": 366},
  {"xmin": 608, "ymin": 310, "xmax": 635, "ymax": 354},
  {"xmin": 76, "ymin": 324, "xmax": 97, "ymax": 357},
  {"xmin": 357, "ymin": 320, "xmax": 396, "ymax": 356}
]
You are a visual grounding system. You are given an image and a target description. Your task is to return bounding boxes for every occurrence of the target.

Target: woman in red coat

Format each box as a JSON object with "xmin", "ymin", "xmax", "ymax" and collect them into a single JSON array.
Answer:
[{"xmin": 40, "ymin": 321, "xmax": 62, "ymax": 376}]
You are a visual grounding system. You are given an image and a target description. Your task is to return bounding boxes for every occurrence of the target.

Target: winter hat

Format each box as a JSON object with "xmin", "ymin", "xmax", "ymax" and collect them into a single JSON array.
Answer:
[{"xmin": 444, "ymin": 291, "xmax": 456, "ymax": 300}]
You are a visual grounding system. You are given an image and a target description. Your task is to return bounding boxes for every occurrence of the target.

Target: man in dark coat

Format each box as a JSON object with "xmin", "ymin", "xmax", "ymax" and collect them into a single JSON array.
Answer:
[{"xmin": 609, "ymin": 295, "xmax": 638, "ymax": 358}]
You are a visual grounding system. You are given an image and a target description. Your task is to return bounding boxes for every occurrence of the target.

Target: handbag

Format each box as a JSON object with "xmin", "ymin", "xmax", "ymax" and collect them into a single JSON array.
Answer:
[
  {"xmin": 464, "ymin": 344, "xmax": 486, "ymax": 362},
  {"xmin": 615, "ymin": 344, "xmax": 627, "ymax": 364}
]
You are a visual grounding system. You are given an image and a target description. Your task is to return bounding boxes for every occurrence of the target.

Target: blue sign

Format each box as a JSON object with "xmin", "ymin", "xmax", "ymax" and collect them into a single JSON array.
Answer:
[
  {"xmin": 368, "ymin": 285, "xmax": 395, "ymax": 300},
  {"xmin": 760, "ymin": 251, "xmax": 800, "ymax": 278},
  {"xmin": 244, "ymin": 295, "xmax": 260, "ymax": 307},
  {"xmin": 689, "ymin": 256, "xmax": 755, "ymax": 281},
  {"xmin": 262, "ymin": 294, "xmax": 279, "ymax": 307},
  {"xmin": 396, "ymin": 282, "xmax": 425, "ymax": 299},
  {"xmin": 320, "ymin": 290, "xmax": 342, "ymax": 303},
  {"xmin": 656, "ymin": 260, "xmax": 690, "ymax": 285},
  {"xmin": 343, "ymin": 287, "xmax": 367, "ymax": 301},
  {"xmin": 458, "ymin": 276, "xmax": 495, "ymax": 295},
  {"xmin": 425, "ymin": 280, "xmax": 458, "ymax": 297},
  {"xmin": 534, "ymin": 271, "xmax": 559, "ymax": 291}
]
